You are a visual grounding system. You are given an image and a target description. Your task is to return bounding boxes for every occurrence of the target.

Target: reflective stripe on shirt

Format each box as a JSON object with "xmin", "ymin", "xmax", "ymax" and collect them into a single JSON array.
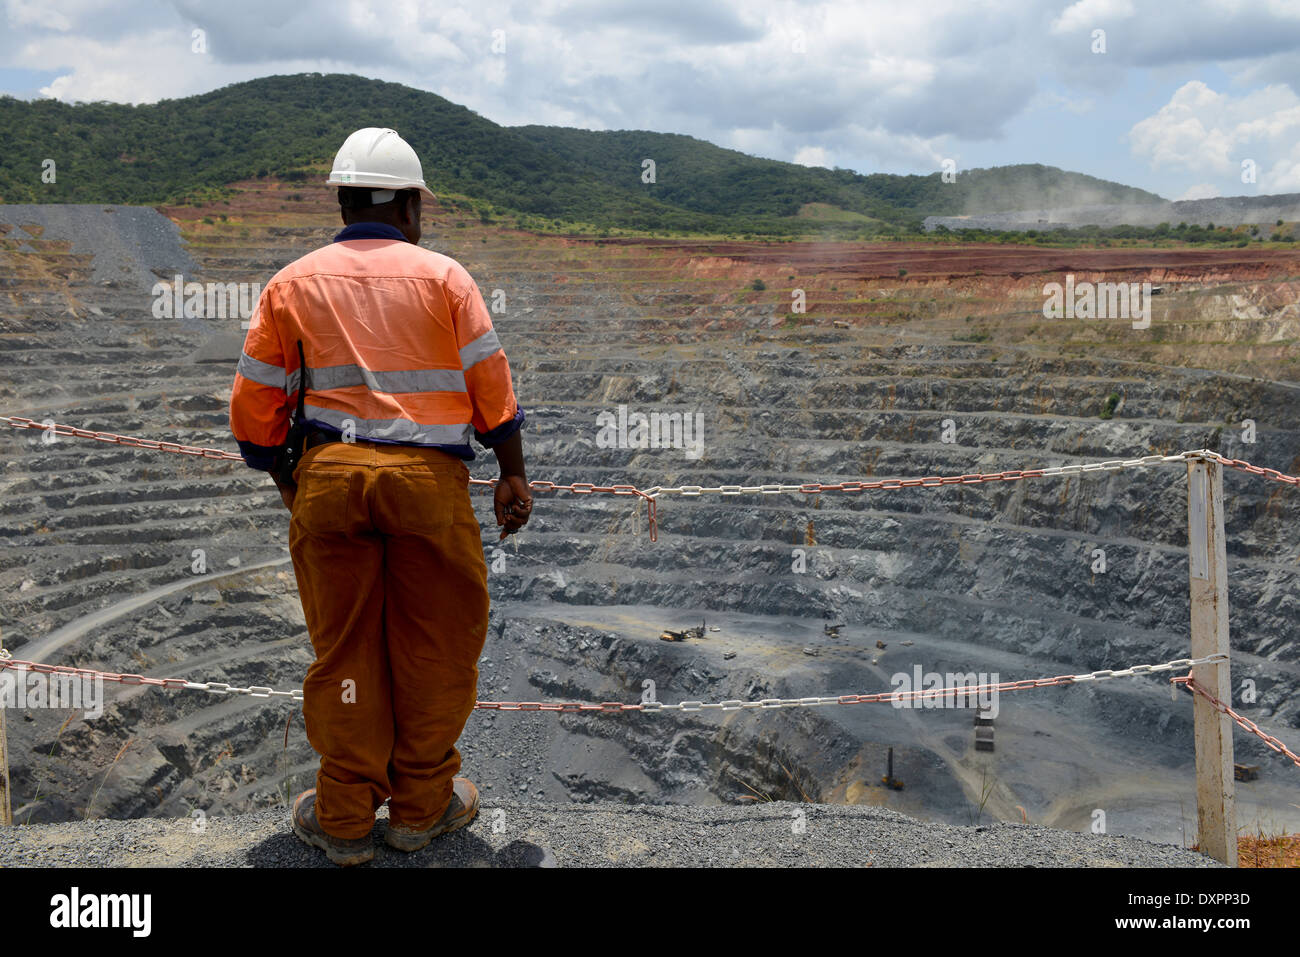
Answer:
[{"xmin": 303, "ymin": 404, "xmax": 474, "ymax": 446}]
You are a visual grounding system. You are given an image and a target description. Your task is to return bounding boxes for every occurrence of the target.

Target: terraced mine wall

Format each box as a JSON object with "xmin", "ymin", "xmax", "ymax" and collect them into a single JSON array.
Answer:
[{"xmin": 1, "ymin": 186, "xmax": 1298, "ymax": 847}]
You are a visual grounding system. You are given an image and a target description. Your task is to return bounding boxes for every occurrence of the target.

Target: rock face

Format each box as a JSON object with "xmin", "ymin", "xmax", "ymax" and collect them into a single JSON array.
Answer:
[{"xmin": 1, "ymin": 187, "xmax": 1297, "ymax": 853}]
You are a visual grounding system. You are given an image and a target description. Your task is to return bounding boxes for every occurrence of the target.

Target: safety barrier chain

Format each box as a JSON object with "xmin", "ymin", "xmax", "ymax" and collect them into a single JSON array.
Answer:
[
  {"xmin": 0, "ymin": 657, "xmax": 303, "ymax": 700},
  {"xmin": 1198, "ymin": 450, "xmax": 1300, "ymax": 488},
  {"xmin": 5, "ymin": 417, "xmax": 1298, "ymax": 547},
  {"xmin": 476, "ymin": 477, "xmax": 658, "ymax": 542},
  {"xmin": 642, "ymin": 451, "xmax": 1205, "ymax": 497},
  {"xmin": 1173, "ymin": 675, "xmax": 1300, "ymax": 769},
  {"xmin": 1, "ymin": 417, "xmax": 247, "ymax": 461},
  {"xmin": 476, "ymin": 654, "xmax": 1230, "ymax": 712},
  {"xmin": 0, "ymin": 651, "xmax": 1239, "ymax": 713}
]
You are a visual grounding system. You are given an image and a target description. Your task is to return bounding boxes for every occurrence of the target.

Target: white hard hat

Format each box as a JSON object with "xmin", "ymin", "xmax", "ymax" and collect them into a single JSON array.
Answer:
[{"xmin": 327, "ymin": 127, "xmax": 436, "ymax": 203}]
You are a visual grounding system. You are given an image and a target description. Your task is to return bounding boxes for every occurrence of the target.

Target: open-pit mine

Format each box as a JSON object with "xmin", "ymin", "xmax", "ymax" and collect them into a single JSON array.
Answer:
[{"xmin": 2, "ymin": 178, "xmax": 1298, "ymax": 853}]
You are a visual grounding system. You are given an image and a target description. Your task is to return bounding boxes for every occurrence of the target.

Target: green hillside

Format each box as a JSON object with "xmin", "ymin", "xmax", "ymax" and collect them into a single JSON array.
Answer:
[
  {"xmin": 0, "ymin": 72, "xmax": 1163, "ymax": 236},
  {"xmin": 512, "ymin": 126, "xmax": 1162, "ymax": 220}
]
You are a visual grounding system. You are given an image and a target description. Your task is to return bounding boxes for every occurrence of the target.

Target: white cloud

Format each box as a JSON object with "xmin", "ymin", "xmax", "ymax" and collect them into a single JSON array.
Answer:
[
  {"xmin": 1128, "ymin": 81, "xmax": 1300, "ymax": 191},
  {"xmin": 1265, "ymin": 147, "xmax": 1300, "ymax": 192},
  {"xmin": 1177, "ymin": 183, "xmax": 1220, "ymax": 200},
  {"xmin": 1050, "ymin": 0, "xmax": 1136, "ymax": 36},
  {"xmin": 33, "ymin": 28, "xmax": 238, "ymax": 103},
  {"xmin": 792, "ymin": 146, "xmax": 831, "ymax": 168}
]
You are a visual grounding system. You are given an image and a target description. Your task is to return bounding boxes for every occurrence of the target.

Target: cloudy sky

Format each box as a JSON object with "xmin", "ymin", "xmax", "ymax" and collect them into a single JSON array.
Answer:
[{"xmin": 4, "ymin": 0, "xmax": 1300, "ymax": 200}]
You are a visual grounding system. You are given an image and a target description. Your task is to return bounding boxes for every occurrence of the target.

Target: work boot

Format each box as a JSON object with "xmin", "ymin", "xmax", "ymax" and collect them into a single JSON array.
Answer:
[
  {"xmin": 291, "ymin": 789, "xmax": 375, "ymax": 866},
  {"xmin": 385, "ymin": 777, "xmax": 480, "ymax": 852}
]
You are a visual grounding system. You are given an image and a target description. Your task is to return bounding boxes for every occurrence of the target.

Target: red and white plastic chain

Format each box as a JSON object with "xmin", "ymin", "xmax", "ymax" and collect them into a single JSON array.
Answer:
[{"xmin": 0, "ymin": 652, "xmax": 1249, "ymax": 719}]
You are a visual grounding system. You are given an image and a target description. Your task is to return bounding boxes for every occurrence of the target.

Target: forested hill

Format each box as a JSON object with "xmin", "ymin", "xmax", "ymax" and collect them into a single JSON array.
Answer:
[
  {"xmin": 0, "ymin": 72, "xmax": 1163, "ymax": 235},
  {"xmin": 511, "ymin": 125, "xmax": 1162, "ymax": 220}
]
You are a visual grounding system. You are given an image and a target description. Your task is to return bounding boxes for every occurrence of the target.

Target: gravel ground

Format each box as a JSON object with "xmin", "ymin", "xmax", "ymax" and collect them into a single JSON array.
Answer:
[
  {"xmin": 0, "ymin": 203, "xmax": 197, "ymax": 322},
  {"xmin": 0, "ymin": 802, "xmax": 1222, "ymax": 868}
]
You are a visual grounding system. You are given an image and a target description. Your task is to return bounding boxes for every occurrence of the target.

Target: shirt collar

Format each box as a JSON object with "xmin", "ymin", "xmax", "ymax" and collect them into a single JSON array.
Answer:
[{"xmin": 333, "ymin": 222, "xmax": 407, "ymax": 243}]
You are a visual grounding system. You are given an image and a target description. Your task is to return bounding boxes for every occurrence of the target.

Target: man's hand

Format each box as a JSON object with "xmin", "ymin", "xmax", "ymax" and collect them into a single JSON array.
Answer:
[
  {"xmin": 273, "ymin": 475, "xmax": 296, "ymax": 511},
  {"xmin": 494, "ymin": 474, "xmax": 532, "ymax": 540}
]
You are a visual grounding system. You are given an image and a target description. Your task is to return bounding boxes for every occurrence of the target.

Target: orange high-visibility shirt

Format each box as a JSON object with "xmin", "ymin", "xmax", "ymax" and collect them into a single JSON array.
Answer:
[{"xmin": 230, "ymin": 222, "xmax": 524, "ymax": 471}]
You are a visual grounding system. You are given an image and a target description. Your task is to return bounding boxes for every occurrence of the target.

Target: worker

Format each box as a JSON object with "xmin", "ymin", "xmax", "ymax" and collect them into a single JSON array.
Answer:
[{"xmin": 229, "ymin": 128, "xmax": 531, "ymax": 866}]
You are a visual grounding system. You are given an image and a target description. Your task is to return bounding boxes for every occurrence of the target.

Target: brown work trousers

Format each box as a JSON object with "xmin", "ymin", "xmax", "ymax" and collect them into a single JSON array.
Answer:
[{"xmin": 288, "ymin": 439, "xmax": 488, "ymax": 840}]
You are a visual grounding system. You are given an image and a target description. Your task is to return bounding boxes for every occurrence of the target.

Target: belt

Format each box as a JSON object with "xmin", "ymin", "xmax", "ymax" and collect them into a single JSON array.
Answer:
[
  {"xmin": 304, "ymin": 429, "xmax": 342, "ymax": 452},
  {"xmin": 303, "ymin": 430, "xmax": 401, "ymax": 452},
  {"xmin": 302, "ymin": 429, "xmax": 455, "ymax": 459}
]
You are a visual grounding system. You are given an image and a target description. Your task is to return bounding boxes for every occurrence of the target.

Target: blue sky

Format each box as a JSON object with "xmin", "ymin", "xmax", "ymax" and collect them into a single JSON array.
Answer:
[{"xmin": 3, "ymin": 0, "xmax": 1299, "ymax": 202}]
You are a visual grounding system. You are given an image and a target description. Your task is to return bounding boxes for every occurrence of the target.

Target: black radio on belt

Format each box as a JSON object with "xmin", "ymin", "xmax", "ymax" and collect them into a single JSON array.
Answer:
[{"xmin": 274, "ymin": 340, "xmax": 308, "ymax": 486}]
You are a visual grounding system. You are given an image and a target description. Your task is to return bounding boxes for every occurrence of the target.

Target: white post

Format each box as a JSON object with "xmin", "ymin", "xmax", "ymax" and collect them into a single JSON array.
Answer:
[{"xmin": 1187, "ymin": 458, "xmax": 1236, "ymax": 866}]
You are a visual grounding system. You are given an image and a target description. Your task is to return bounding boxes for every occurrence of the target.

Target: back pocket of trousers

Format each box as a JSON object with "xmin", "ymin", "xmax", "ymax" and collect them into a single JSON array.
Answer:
[
  {"xmin": 387, "ymin": 470, "xmax": 454, "ymax": 534},
  {"xmin": 294, "ymin": 470, "xmax": 354, "ymax": 534}
]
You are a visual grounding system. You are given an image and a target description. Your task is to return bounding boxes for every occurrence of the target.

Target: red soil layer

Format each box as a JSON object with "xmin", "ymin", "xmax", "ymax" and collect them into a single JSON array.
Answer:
[{"xmin": 564, "ymin": 238, "xmax": 1300, "ymax": 283}]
